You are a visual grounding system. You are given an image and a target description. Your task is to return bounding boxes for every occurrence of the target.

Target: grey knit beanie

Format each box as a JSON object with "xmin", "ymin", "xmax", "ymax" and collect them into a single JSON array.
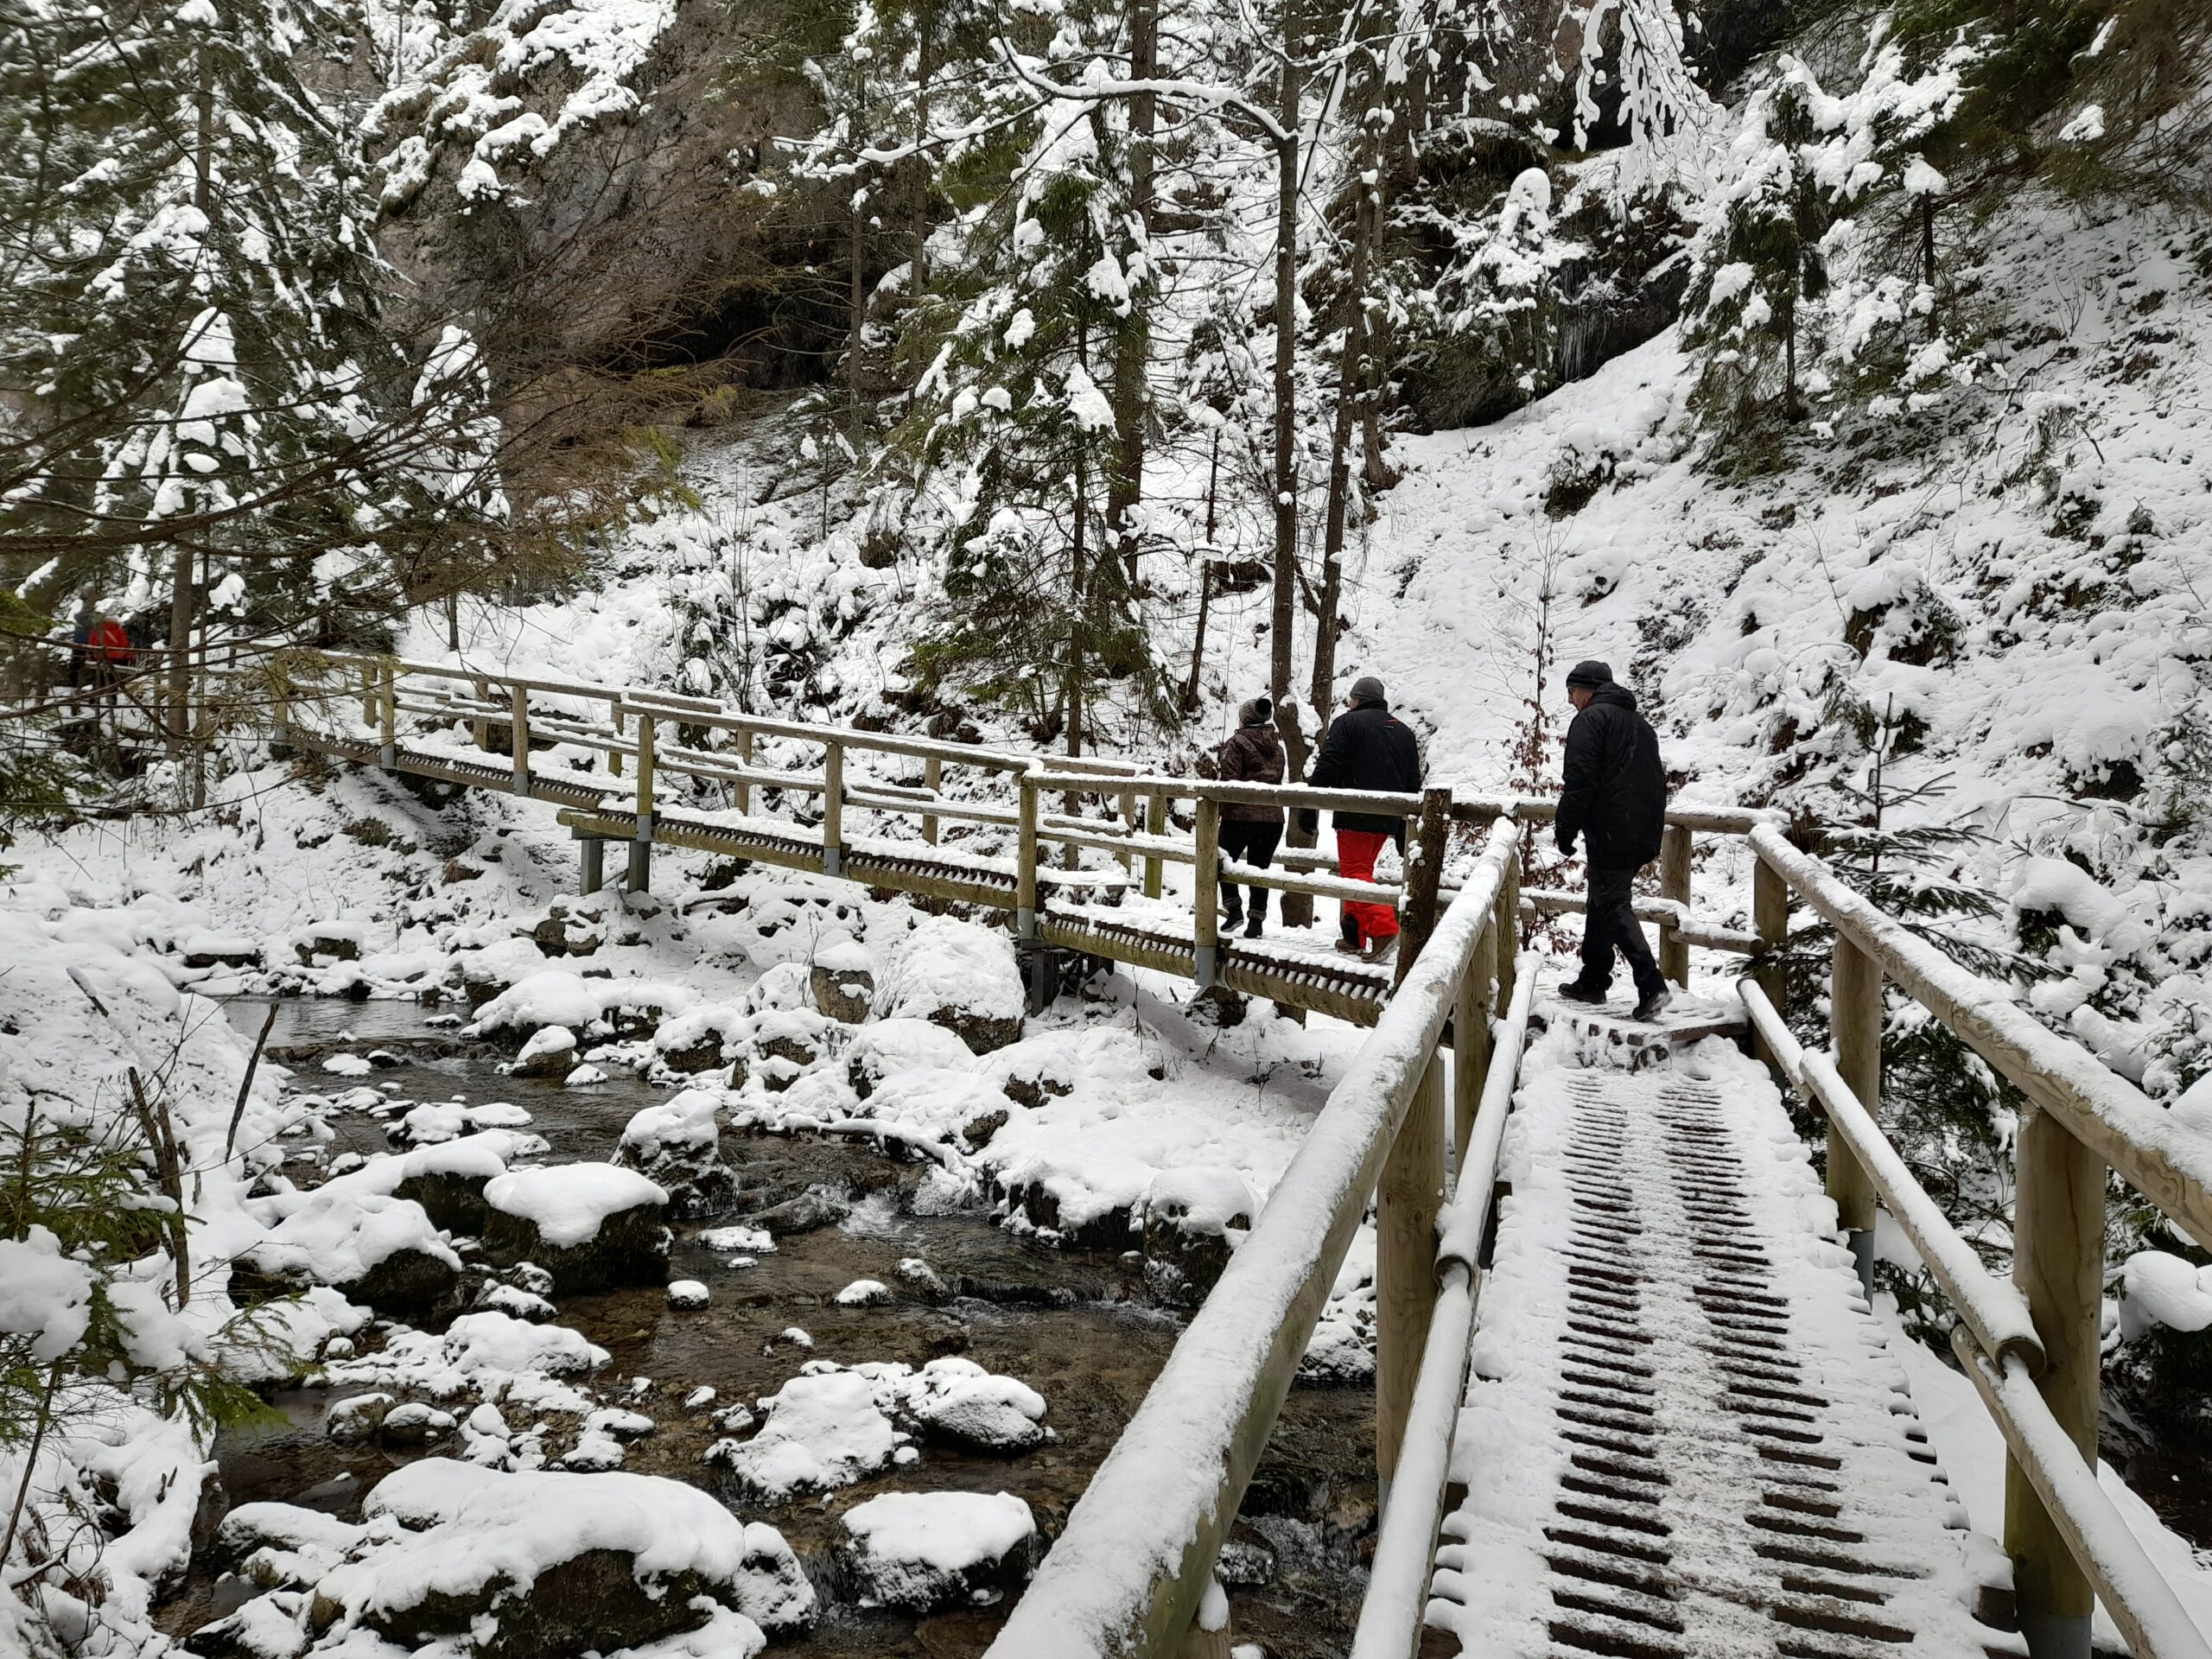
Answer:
[
  {"xmin": 1564, "ymin": 659, "xmax": 1612, "ymax": 690},
  {"xmin": 1349, "ymin": 675, "xmax": 1386, "ymax": 704},
  {"xmin": 1238, "ymin": 696, "xmax": 1273, "ymax": 727}
]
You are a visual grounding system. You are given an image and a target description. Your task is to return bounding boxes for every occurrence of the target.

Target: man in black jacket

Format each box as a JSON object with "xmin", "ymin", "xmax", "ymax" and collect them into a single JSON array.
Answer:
[
  {"xmin": 1298, "ymin": 675, "xmax": 1422, "ymax": 958},
  {"xmin": 1554, "ymin": 660, "xmax": 1672, "ymax": 1020}
]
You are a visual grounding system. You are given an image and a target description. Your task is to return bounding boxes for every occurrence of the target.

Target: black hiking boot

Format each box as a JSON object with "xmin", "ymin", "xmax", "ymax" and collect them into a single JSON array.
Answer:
[
  {"xmin": 1632, "ymin": 987, "xmax": 1674, "ymax": 1023},
  {"xmin": 1555, "ymin": 979, "xmax": 1608, "ymax": 1005},
  {"xmin": 1243, "ymin": 914, "xmax": 1264, "ymax": 939}
]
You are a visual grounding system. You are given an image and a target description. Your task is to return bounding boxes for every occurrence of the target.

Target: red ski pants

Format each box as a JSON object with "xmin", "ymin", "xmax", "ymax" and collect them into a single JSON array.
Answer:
[{"xmin": 1335, "ymin": 829, "xmax": 1399, "ymax": 944}]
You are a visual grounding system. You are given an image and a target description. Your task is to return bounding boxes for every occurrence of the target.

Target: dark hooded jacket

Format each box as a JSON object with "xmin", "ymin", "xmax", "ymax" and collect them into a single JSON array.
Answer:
[
  {"xmin": 1303, "ymin": 699, "xmax": 1422, "ymax": 842},
  {"xmin": 1556, "ymin": 682, "xmax": 1667, "ymax": 868},
  {"xmin": 1217, "ymin": 709, "xmax": 1286, "ymax": 823}
]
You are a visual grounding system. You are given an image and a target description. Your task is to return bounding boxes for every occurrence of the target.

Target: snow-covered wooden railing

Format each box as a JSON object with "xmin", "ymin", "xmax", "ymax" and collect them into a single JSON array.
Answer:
[
  {"xmin": 1351, "ymin": 959, "xmax": 1541, "ymax": 1659},
  {"xmin": 1739, "ymin": 981, "xmax": 2210, "ymax": 1659},
  {"xmin": 980, "ymin": 817, "xmax": 1523, "ymax": 1659},
  {"xmin": 1747, "ymin": 823, "xmax": 2212, "ymax": 1659}
]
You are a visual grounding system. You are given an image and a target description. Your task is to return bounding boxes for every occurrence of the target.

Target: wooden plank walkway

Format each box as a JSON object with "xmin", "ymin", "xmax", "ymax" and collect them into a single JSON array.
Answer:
[{"xmin": 1427, "ymin": 1013, "xmax": 2025, "ymax": 1659}]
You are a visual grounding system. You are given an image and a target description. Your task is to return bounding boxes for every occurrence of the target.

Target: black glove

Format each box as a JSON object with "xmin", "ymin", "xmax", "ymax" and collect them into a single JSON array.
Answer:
[
  {"xmin": 1297, "ymin": 808, "xmax": 1319, "ymax": 836},
  {"xmin": 1555, "ymin": 828, "xmax": 1576, "ymax": 856}
]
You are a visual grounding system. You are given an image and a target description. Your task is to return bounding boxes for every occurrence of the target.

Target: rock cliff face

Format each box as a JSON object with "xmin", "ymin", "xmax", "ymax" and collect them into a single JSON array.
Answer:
[{"xmin": 359, "ymin": 0, "xmax": 842, "ymax": 409}]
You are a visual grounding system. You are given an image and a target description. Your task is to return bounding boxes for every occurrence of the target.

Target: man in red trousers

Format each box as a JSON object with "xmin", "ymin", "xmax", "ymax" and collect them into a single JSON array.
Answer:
[{"xmin": 1297, "ymin": 675, "xmax": 1422, "ymax": 961}]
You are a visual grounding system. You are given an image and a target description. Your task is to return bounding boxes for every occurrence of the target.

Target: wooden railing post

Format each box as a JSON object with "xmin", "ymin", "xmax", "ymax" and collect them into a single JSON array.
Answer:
[
  {"xmin": 1192, "ymin": 796, "xmax": 1221, "ymax": 988},
  {"xmin": 608, "ymin": 700, "xmax": 624, "ymax": 778},
  {"xmin": 1144, "ymin": 788, "xmax": 1166, "ymax": 899},
  {"xmin": 922, "ymin": 755, "xmax": 942, "ymax": 845},
  {"xmin": 470, "ymin": 676, "xmax": 490, "ymax": 752},
  {"xmin": 1495, "ymin": 840, "xmax": 1521, "ymax": 1014},
  {"xmin": 1658, "ymin": 823, "xmax": 1692, "ymax": 988},
  {"xmin": 509, "ymin": 683, "xmax": 531, "ymax": 797},
  {"xmin": 1115, "ymin": 787, "xmax": 1136, "ymax": 873},
  {"xmin": 2007, "ymin": 1109, "xmax": 2105, "ymax": 1659},
  {"xmin": 629, "ymin": 714, "xmax": 656, "ymax": 893},
  {"xmin": 734, "ymin": 726, "xmax": 753, "ymax": 816},
  {"xmin": 1377, "ymin": 1047, "xmax": 1446, "ymax": 1498},
  {"xmin": 1751, "ymin": 853, "xmax": 1789, "ymax": 1071},
  {"xmin": 1453, "ymin": 914, "xmax": 1495, "ymax": 1177},
  {"xmin": 1016, "ymin": 772, "xmax": 1039, "ymax": 940},
  {"xmin": 1394, "ymin": 788, "xmax": 1452, "ymax": 985},
  {"xmin": 378, "ymin": 662, "xmax": 397, "ymax": 770},
  {"xmin": 1830, "ymin": 934, "xmax": 1881, "ymax": 1294},
  {"xmin": 359, "ymin": 662, "xmax": 376, "ymax": 726},
  {"xmin": 821, "ymin": 739, "xmax": 844, "ymax": 877}
]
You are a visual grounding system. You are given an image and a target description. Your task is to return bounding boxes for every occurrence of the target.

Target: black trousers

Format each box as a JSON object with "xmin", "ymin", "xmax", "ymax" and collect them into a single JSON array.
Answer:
[
  {"xmin": 1218, "ymin": 820, "xmax": 1283, "ymax": 921},
  {"xmin": 1581, "ymin": 861, "xmax": 1665, "ymax": 997}
]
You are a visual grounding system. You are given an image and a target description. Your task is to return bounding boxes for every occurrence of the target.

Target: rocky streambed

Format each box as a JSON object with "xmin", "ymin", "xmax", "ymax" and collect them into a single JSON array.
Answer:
[{"xmin": 162, "ymin": 996, "xmax": 1381, "ymax": 1659}]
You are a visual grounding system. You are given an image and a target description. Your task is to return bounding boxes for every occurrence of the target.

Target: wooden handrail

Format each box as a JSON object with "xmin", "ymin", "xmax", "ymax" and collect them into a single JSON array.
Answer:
[
  {"xmin": 1748, "ymin": 825, "xmax": 2212, "ymax": 1249},
  {"xmin": 981, "ymin": 818, "xmax": 1521, "ymax": 1659},
  {"xmin": 1738, "ymin": 982, "xmax": 2044, "ymax": 1370},
  {"xmin": 1354, "ymin": 963, "xmax": 1541, "ymax": 1659}
]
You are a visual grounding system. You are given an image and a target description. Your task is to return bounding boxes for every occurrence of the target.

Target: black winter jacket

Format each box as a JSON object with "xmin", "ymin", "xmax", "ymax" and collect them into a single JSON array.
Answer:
[
  {"xmin": 1555, "ymin": 683, "xmax": 1667, "ymax": 868},
  {"xmin": 1301, "ymin": 701, "xmax": 1422, "ymax": 842}
]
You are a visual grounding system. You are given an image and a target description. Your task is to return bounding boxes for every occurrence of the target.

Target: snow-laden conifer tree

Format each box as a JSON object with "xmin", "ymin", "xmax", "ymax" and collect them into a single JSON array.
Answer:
[
  {"xmin": 0, "ymin": 0, "xmax": 505, "ymax": 728},
  {"xmin": 898, "ymin": 27, "xmax": 1170, "ymax": 752}
]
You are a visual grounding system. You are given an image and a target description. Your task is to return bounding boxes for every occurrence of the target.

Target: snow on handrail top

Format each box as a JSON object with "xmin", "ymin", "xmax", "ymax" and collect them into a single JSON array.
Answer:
[
  {"xmin": 1750, "ymin": 823, "xmax": 2212, "ymax": 1251},
  {"xmin": 982, "ymin": 817, "xmax": 1520, "ymax": 1659},
  {"xmin": 1954, "ymin": 1333, "xmax": 2212, "ymax": 1659},
  {"xmin": 1738, "ymin": 979, "xmax": 2044, "ymax": 1374}
]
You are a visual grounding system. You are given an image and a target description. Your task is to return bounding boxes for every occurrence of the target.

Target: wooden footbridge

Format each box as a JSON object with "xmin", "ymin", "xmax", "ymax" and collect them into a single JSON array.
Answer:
[{"xmin": 270, "ymin": 652, "xmax": 2212, "ymax": 1659}]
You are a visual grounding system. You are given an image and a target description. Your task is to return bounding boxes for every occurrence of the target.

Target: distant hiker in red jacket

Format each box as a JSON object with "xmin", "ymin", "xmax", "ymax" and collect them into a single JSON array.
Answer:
[
  {"xmin": 1214, "ymin": 696, "xmax": 1285, "ymax": 939},
  {"xmin": 1297, "ymin": 675, "xmax": 1422, "ymax": 961},
  {"xmin": 87, "ymin": 615, "xmax": 134, "ymax": 700}
]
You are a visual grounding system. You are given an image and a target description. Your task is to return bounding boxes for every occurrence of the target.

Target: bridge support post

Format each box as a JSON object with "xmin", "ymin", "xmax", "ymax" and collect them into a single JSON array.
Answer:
[
  {"xmin": 609, "ymin": 701, "xmax": 623, "ymax": 778},
  {"xmin": 578, "ymin": 833, "xmax": 605, "ymax": 895},
  {"xmin": 1377, "ymin": 1050, "xmax": 1446, "ymax": 1500},
  {"xmin": 1658, "ymin": 823, "xmax": 1692, "ymax": 988},
  {"xmin": 378, "ymin": 661, "xmax": 397, "ymax": 772},
  {"xmin": 734, "ymin": 727, "xmax": 753, "ymax": 816},
  {"xmin": 1192, "ymin": 797, "xmax": 1221, "ymax": 988},
  {"xmin": 1751, "ymin": 855, "xmax": 1790, "ymax": 1074},
  {"xmin": 510, "ymin": 684, "xmax": 531, "ymax": 798},
  {"xmin": 629, "ymin": 715, "xmax": 656, "ymax": 894},
  {"xmin": 2007, "ymin": 1104, "xmax": 2103, "ymax": 1659},
  {"xmin": 1830, "ymin": 936, "xmax": 1881, "ymax": 1296},
  {"xmin": 1143, "ymin": 789, "xmax": 1166, "ymax": 899},
  {"xmin": 822, "ymin": 740, "xmax": 844, "ymax": 879},
  {"xmin": 922, "ymin": 755, "xmax": 941, "ymax": 844},
  {"xmin": 1016, "ymin": 774, "xmax": 1039, "ymax": 941},
  {"xmin": 1495, "ymin": 847, "xmax": 1519, "ymax": 1014}
]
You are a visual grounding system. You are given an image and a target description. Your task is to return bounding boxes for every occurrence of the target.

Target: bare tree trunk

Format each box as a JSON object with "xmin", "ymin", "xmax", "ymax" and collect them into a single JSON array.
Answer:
[
  {"xmin": 1106, "ymin": 0, "xmax": 1156, "ymax": 584},
  {"xmin": 1268, "ymin": 0, "xmax": 1302, "ymax": 709},
  {"xmin": 912, "ymin": 4, "xmax": 933, "ymax": 292},
  {"xmin": 171, "ymin": 48, "xmax": 217, "ymax": 763}
]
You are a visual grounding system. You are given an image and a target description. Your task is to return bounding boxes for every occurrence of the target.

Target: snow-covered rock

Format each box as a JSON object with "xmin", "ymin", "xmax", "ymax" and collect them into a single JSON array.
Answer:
[
  {"xmin": 297, "ymin": 1459, "xmax": 813, "ymax": 1656},
  {"xmin": 838, "ymin": 1490, "xmax": 1038, "ymax": 1610},
  {"xmin": 834, "ymin": 1278, "xmax": 891, "ymax": 1306},
  {"xmin": 879, "ymin": 917, "xmax": 1025, "ymax": 1054},
  {"xmin": 668, "ymin": 1279, "xmax": 711, "ymax": 1309},
  {"xmin": 844, "ymin": 1017, "xmax": 976, "ymax": 1100},
  {"xmin": 615, "ymin": 1089, "xmax": 735, "ymax": 1218},
  {"xmin": 709, "ymin": 1366, "xmax": 906, "ymax": 1499},
  {"xmin": 810, "ymin": 939, "xmax": 876, "ymax": 1024},
  {"xmin": 483, "ymin": 1162, "xmax": 670, "ymax": 1291},
  {"xmin": 1141, "ymin": 1166, "xmax": 1255, "ymax": 1306},
  {"xmin": 899, "ymin": 1357, "xmax": 1052, "ymax": 1452},
  {"xmin": 511, "ymin": 1023, "xmax": 578, "ymax": 1079}
]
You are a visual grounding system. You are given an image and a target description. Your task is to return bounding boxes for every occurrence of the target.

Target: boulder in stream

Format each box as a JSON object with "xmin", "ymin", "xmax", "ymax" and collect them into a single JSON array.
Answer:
[
  {"xmin": 1141, "ymin": 1166, "xmax": 1255, "ymax": 1307},
  {"xmin": 838, "ymin": 1490, "xmax": 1038, "ymax": 1611},
  {"xmin": 809, "ymin": 939, "xmax": 876, "ymax": 1024},
  {"xmin": 482, "ymin": 1163, "xmax": 670, "ymax": 1292},
  {"xmin": 615, "ymin": 1090, "xmax": 736, "ymax": 1218},
  {"xmin": 291, "ymin": 1459, "xmax": 814, "ymax": 1657}
]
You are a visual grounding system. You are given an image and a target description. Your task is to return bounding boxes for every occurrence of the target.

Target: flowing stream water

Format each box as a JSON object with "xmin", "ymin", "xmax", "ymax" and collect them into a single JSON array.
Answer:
[{"xmin": 159, "ymin": 997, "xmax": 1382, "ymax": 1657}]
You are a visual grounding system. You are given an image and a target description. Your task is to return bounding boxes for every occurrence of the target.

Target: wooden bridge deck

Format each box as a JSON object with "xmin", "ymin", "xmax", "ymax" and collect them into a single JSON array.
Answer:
[{"xmin": 1428, "ymin": 1014, "xmax": 2023, "ymax": 1659}]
